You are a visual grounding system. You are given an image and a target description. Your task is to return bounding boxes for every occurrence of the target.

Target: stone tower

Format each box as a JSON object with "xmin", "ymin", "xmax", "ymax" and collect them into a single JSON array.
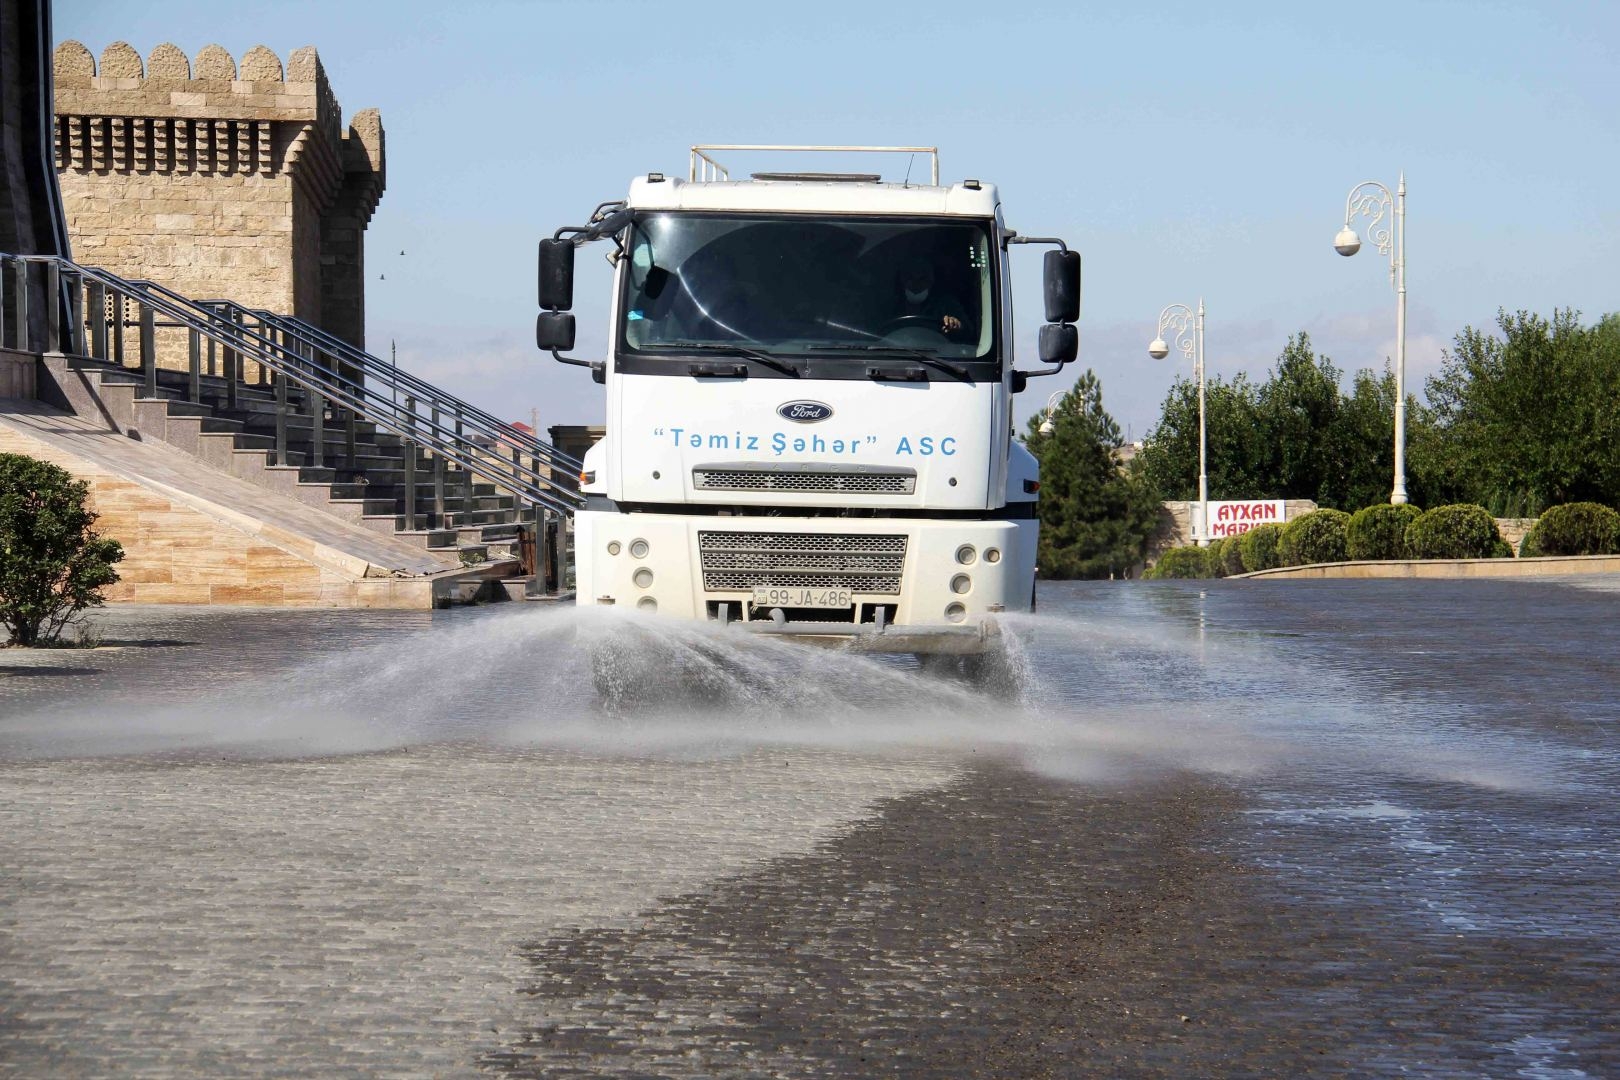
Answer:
[{"xmin": 51, "ymin": 40, "xmax": 384, "ymax": 349}]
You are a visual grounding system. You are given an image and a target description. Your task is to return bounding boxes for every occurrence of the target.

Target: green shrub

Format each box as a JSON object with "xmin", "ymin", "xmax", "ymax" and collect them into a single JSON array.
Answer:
[
  {"xmin": 1519, "ymin": 502, "xmax": 1620, "ymax": 557},
  {"xmin": 1238, "ymin": 523, "xmax": 1283, "ymax": 573},
  {"xmin": 0, "ymin": 453, "xmax": 125, "ymax": 647},
  {"xmin": 1148, "ymin": 546, "xmax": 1208, "ymax": 579},
  {"xmin": 1204, "ymin": 538, "xmax": 1229, "ymax": 578},
  {"xmin": 1221, "ymin": 536, "xmax": 1247, "ymax": 576},
  {"xmin": 1278, "ymin": 509, "xmax": 1350, "ymax": 566},
  {"xmin": 1345, "ymin": 504, "xmax": 1423, "ymax": 560},
  {"xmin": 1404, "ymin": 503, "xmax": 1507, "ymax": 560}
]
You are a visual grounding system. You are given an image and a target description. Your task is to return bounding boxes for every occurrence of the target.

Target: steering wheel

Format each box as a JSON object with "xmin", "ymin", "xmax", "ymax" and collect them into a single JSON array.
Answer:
[{"xmin": 880, "ymin": 314, "xmax": 945, "ymax": 333}]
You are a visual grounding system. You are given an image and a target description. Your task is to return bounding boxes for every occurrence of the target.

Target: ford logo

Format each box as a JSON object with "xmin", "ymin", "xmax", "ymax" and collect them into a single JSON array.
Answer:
[{"xmin": 777, "ymin": 400, "xmax": 833, "ymax": 423}]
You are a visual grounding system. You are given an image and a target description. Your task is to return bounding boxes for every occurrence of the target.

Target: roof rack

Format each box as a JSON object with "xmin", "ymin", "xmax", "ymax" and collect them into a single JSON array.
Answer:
[{"xmin": 689, "ymin": 145, "xmax": 939, "ymax": 186}]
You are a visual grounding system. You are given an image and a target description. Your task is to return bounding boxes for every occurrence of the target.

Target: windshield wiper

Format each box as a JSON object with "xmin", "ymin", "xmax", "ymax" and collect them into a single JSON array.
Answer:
[
  {"xmin": 806, "ymin": 344, "xmax": 973, "ymax": 382},
  {"xmin": 664, "ymin": 342, "xmax": 800, "ymax": 377}
]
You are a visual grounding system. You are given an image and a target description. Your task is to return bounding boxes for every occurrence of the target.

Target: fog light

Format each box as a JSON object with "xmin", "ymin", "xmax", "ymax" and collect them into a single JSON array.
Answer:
[
  {"xmin": 950, "ymin": 574, "xmax": 971, "ymax": 595},
  {"xmin": 637, "ymin": 596, "xmax": 657, "ymax": 612},
  {"xmin": 945, "ymin": 602, "xmax": 967, "ymax": 623},
  {"xmin": 606, "ymin": 540, "xmax": 622, "ymax": 556},
  {"xmin": 633, "ymin": 567, "xmax": 654, "ymax": 589},
  {"xmin": 629, "ymin": 538, "xmax": 650, "ymax": 559},
  {"xmin": 985, "ymin": 547, "xmax": 1001, "ymax": 564},
  {"xmin": 955, "ymin": 544, "xmax": 976, "ymax": 565}
]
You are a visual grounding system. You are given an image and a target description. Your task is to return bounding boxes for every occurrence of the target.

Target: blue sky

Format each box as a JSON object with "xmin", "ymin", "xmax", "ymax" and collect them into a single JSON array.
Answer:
[{"xmin": 59, "ymin": 0, "xmax": 1620, "ymax": 438}]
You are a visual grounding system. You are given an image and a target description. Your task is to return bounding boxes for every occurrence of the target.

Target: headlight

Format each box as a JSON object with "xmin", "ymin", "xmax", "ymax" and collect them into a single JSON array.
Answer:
[
  {"xmin": 950, "ymin": 574, "xmax": 971, "ymax": 595},
  {"xmin": 955, "ymin": 544, "xmax": 977, "ymax": 565},
  {"xmin": 944, "ymin": 602, "xmax": 967, "ymax": 623},
  {"xmin": 632, "ymin": 567, "xmax": 654, "ymax": 589},
  {"xmin": 629, "ymin": 539, "xmax": 650, "ymax": 559}
]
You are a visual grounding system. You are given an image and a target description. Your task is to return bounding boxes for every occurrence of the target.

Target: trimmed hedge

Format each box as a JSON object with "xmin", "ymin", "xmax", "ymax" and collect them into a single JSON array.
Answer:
[
  {"xmin": 1204, "ymin": 538, "xmax": 1229, "ymax": 578},
  {"xmin": 1221, "ymin": 536, "xmax": 1247, "ymax": 576},
  {"xmin": 1238, "ymin": 523, "xmax": 1283, "ymax": 573},
  {"xmin": 1520, "ymin": 502, "xmax": 1620, "ymax": 557},
  {"xmin": 1278, "ymin": 509, "xmax": 1350, "ymax": 567},
  {"xmin": 1346, "ymin": 503, "xmax": 1422, "ymax": 561},
  {"xmin": 1405, "ymin": 504, "xmax": 1508, "ymax": 559},
  {"xmin": 1148, "ymin": 546, "xmax": 1208, "ymax": 579}
]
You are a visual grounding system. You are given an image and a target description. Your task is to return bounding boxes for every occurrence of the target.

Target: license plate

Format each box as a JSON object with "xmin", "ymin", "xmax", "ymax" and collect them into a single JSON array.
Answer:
[{"xmin": 751, "ymin": 586, "xmax": 853, "ymax": 609}]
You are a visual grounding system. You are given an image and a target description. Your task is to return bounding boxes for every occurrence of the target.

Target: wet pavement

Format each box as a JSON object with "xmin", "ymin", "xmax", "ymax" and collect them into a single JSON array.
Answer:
[{"xmin": 2, "ymin": 579, "xmax": 1618, "ymax": 1076}]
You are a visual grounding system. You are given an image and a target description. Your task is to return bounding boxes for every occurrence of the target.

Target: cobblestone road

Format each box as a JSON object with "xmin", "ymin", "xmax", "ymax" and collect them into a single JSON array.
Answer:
[{"xmin": 2, "ymin": 580, "xmax": 1618, "ymax": 1077}]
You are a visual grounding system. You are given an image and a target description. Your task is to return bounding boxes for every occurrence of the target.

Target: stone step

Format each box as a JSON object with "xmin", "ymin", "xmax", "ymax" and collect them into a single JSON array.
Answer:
[
  {"xmin": 374, "ymin": 521, "xmax": 460, "ymax": 547},
  {"xmin": 327, "ymin": 479, "xmax": 501, "ymax": 501},
  {"xmin": 356, "ymin": 500, "xmax": 518, "ymax": 523},
  {"xmin": 459, "ymin": 521, "xmax": 523, "ymax": 543},
  {"xmin": 500, "ymin": 575, "xmax": 538, "ymax": 601},
  {"xmin": 442, "ymin": 506, "xmax": 524, "ymax": 527}
]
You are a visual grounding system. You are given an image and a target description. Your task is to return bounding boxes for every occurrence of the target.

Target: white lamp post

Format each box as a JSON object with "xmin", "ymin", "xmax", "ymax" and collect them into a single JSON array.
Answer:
[
  {"xmin": 1148, "ymin": 300, "xmax": 1207, "ymax": 545},
  {"xmin": 1037, "ymin": 389, "xmax": 1066, "ymax": 436},
  {"xmin": 1334, "ymin": 174, "xmax": 1407, "ymax": 505}
]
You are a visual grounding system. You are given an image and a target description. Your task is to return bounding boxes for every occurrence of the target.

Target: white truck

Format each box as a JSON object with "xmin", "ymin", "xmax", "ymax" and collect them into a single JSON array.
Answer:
[{"xmin": 536, "ymin": 146, "xmax": 1079, "ymax": 683}]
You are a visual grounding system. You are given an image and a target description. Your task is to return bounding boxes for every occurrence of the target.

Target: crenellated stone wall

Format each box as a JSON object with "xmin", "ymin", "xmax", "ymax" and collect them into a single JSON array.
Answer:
[{"xmin": 50, "ymin": 40, "xmax": 384, "ymax": 352}]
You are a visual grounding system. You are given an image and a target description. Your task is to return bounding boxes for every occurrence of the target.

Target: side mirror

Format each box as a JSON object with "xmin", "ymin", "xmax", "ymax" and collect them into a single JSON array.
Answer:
[
  {"xmin": 1043, "ymin": 249, "xmax": 1081, "ymax": 324},
  {"xmin": 538, "ymin": 239, "xmax": 575, "ymax": 311},
  {"xmin": 1038, "ymin": 323, "xmax": 1078, "ymax": 366},
  {"xmin": 536, "ymin": 311, "xmax": 576, "ymax": 352}
]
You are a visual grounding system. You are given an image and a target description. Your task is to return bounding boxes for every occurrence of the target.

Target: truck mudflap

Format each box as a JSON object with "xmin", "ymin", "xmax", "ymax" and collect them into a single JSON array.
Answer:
[{"xmin": 728, "ymin": 616, "xmax": 1000, "ymax": 656}]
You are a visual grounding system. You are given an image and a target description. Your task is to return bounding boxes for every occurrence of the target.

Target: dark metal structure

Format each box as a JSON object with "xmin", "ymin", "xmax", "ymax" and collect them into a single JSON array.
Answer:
[{"xmin": 0, "ymin": 0, "xmax": 70, "ymax": 345}]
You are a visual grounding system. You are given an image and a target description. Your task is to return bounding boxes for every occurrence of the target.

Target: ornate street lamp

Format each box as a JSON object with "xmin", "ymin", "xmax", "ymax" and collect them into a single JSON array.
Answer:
[
  {"xmin": 1334, "ymin": 174, "xmax": 1407, "ymax": 504},
  {"xmin": 1037, "ymin": 389, "xmax": 1066, "ymax": 436},
  {"xmin": 1148, "ymin": 301, "xmax": 1207, "ymax": 545}
]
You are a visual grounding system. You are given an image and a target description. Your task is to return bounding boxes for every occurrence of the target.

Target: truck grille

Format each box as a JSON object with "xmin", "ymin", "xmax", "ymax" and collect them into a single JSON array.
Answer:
[
  {"xmin": 693, "ymin": 466, "xmax": 915, "ymax": 494},
  {"xmin": 698, "ymin": 531, "xmax": 908, "ymax": 593}
]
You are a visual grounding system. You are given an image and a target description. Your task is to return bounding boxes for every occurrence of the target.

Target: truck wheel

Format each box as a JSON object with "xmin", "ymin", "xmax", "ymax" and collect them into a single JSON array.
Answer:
[
  {"xmin": 961, "ymin": 640, "xmax": 1020, "ymax": 699},
  {"xmin": 914, "ymin": 645, "xmax": 1020, "ymax": 698}
]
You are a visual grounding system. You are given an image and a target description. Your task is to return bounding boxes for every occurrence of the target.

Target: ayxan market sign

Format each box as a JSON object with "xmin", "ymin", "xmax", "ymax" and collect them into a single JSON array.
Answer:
[{"xmin": 1192, "ymin": 500, "xmax": 1288, "ymax": 540}]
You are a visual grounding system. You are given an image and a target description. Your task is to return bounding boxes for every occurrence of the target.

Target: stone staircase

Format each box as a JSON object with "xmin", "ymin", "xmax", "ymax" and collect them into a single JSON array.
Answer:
[
  {"xmin": 42, "ymin": 354, "xmax": 542, "ymax": 602},
  {"xmin": 4, "ymin": 251, "xmax": 583, "ymax": 606}
]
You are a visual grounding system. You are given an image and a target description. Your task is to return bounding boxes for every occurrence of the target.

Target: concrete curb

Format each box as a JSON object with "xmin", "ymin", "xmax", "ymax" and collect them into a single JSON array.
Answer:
[{"xmin": 1236, "ymin": 554, "xmax": 1620, "ymax": 580}]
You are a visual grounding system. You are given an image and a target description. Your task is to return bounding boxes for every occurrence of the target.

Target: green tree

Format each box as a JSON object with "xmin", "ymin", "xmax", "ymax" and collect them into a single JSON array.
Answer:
[
  {"xmin": 1142, "ymin": 333, "xmax": 1445, "ymax": 511},
  {"xmin": 1260, "ymin": 334, "xmax": 1342, "ymax": 503},
  {"xmin": 1139, "ymin": 372, "xmax": 1270, "ymax": 501},
  {"xmin": 1426, "ymin": 310, "xmax": 1620, "ymax": 514},
  {"xmin": 0, "ymin": 453, "xmax": 125, "ymax": 647},
  {"xmin": 1025, "ymin": 370, "xmax": 1161, "ymax": 579},
  {"xmin": 1332, "ymin": 367, "xmax": 1396, "ymax": 509}
]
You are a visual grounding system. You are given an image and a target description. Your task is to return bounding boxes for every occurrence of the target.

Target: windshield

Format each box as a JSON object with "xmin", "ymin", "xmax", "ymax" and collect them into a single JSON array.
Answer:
[{"xmin": 618, "ymin": 213, "xmax": 996, "ymax": 365}]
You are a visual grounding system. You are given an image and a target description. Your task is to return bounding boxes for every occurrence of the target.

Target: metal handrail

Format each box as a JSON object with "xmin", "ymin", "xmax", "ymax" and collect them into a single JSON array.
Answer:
[
  {"xmin": 689, "ymin": 144, "xmax": 941, "ymax": 186},
  {"xmin": 0, "ymin": 253, "xmax": 584, "ymax": 518},
  {"xmin": 245, "ymin": 306, "xmax": 573, "ymax": 472},
  {"xmin": 124, "ymin": 276, "xmax": 585, "ymax": 516},
  {"xmin": 126, "ymin": 279, "xmax": 578, "ymax": 475}
]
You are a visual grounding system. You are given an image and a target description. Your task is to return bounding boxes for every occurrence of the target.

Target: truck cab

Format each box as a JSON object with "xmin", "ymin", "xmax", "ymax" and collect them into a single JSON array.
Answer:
[{"xmin": 537, "ymin": 146, "xmax": 1079, "ymax": 669}]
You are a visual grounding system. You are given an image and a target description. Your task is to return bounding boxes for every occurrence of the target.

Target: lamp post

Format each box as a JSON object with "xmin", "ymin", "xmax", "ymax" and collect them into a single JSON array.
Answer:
[
  {"xmin": 1334, "ymin": 174, "xmax": 1407, "ymax": 505},
  {"xmin": 1148, "ymin": 300, "xmax": 1207, "ymax": 545},
  {"xmin": 1037, "ymin": 389, "xmax": 1066, "ymax": 436}
]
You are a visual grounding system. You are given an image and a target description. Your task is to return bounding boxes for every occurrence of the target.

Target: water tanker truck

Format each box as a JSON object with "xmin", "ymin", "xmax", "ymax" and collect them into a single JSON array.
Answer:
[{"xmin": 536, "ymin": 146, "xmax": 1080, "ymax": 683}]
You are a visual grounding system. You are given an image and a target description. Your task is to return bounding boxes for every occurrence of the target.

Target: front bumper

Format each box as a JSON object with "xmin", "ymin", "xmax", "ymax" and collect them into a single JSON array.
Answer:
[{"xmin": 729, "ymin": 615, "xmax": 999, "ymax": 655}]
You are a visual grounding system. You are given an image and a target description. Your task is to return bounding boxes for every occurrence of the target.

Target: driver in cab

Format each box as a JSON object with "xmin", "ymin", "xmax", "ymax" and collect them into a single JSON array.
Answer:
[{"xmin": 895, "ymin": 258, "xmax": 966, "ymax": 339}]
